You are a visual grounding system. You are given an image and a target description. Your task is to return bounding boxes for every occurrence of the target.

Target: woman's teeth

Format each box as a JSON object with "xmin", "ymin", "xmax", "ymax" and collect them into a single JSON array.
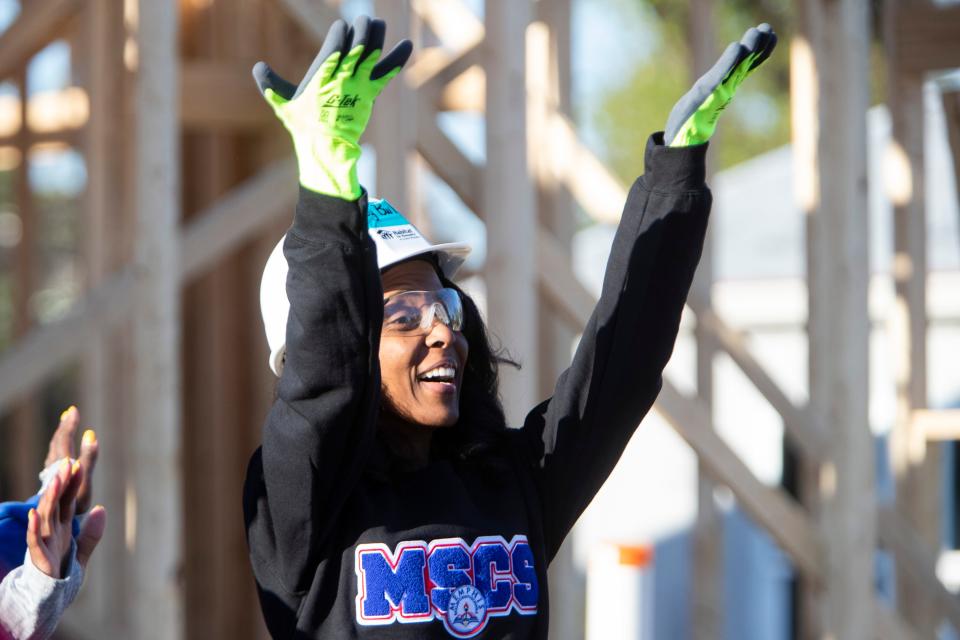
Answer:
[{"xmin": 420, "ymin": 367, "xmax": 456, "ymax": 382}]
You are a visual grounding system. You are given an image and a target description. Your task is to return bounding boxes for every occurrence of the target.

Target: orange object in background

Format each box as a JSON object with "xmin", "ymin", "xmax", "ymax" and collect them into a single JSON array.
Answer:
[
  {"xmin": 617, "ymin": 544, "xmax": 654, "ymax": 568},
  {"xmin": 587, "ymin": 542, "xmax": 655, "ymax": 639}
]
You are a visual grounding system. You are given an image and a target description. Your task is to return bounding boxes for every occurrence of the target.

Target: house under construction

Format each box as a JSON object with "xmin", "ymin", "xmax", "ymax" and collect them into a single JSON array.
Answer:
[{"xmin": 0, "ymin": 0, "xmax": 959, "ymax": 638}]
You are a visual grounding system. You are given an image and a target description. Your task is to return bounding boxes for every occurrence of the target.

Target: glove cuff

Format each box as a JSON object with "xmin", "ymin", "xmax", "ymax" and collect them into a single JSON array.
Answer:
[{"xmin": 294, "ymin": 136, "xmax": 362, "ymax": 201}]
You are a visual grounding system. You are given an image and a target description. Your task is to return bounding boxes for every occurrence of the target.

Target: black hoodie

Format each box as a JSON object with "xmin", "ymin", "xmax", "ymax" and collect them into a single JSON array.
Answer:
[{"xmin": 243, "ymin": 133, "xmax": 711, "ymax": 639}]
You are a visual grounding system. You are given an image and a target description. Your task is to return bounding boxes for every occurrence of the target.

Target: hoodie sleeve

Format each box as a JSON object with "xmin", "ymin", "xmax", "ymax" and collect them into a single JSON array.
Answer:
[
  {"xmin": 243, "ymin": 188, "xmax": 383, "ymax": 612},
  {"xmin": 0, "ymin": 541, "xmax": 84, "ymax": 640},
  {"xmin": 520, "ymin": 133, "xmax": 712, "ymax": 560}
]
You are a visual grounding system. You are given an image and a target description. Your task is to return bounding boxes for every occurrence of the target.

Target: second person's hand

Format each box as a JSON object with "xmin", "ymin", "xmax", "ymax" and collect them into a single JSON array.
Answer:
[
  {"xmin": 44, "ymin": 406, "xmax": 99, "ymax": 514},
  {"xmin": 27, "ymin": 460, "xmax": 105, "ymax": 579}
]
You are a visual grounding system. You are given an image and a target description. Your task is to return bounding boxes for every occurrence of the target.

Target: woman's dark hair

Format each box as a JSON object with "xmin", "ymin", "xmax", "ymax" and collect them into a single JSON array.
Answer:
[{"xmin": 428, "ymin": 272, "xmax": 521, "ymax": 463}]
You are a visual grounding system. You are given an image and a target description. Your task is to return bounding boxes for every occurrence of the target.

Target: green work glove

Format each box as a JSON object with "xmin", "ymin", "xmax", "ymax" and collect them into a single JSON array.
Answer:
[
  {"xmin": 664, "ymin": 23, "xmax": 777, "ymax": 147},
  {"xmin": 253, "ymin": 16, "xmax": 412, "ymax": 199}
]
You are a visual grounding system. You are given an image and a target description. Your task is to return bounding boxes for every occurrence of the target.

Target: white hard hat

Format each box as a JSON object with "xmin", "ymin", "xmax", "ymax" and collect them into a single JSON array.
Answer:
[{"xmin": 260, "ymin": 198, "xmax": 471, "ymax": 376}]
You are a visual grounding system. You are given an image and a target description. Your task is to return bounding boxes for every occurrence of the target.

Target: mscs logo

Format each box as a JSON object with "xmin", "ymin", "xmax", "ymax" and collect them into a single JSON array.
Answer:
[{"xmin": 355, "ymin": 535, "xmax": 538, "ymax": 638}]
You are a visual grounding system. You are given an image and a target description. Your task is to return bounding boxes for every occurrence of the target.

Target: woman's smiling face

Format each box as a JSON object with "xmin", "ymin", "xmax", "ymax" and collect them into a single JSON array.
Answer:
[{"xmin": 379, "ymin": 258, "xmax": 468, "ymax": 428}]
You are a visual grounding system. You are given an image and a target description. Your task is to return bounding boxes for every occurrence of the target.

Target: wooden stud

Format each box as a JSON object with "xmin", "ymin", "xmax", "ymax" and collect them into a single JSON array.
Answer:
[
  {"xmin": 372, "ymin": 1, "xmax": 418, "ymax": 222},
  {"xmin": 801, "ymin": 0, "xmax": 875, "ymax": 636},
  {"xmin": 484, "ymin": 0, "xmax": 536, "ymax": 427},
  {"xmin": 529, "ymin": 5, "xmax": 584, "ymax": 638},
  {"xmin": 132, "ymin": 1, "xmax": 182, "ymax": 637},
  {"xmin": 884, "ymin": 1, "xmax": 940, "ymax": 634},
  {"xmin": 687, "ymin": 2, "xmax": 721, "ymax": 636},
  {"xmin": 9, "ymin": 66, "xmax": 38, "ymax": 501},
  {"xmin": 68, "ymin": 1, "xmax": 128, "ymax": 632},
  {"xmin": 790, "ymin": 3, "xmax": 828, "ymax": 636}
]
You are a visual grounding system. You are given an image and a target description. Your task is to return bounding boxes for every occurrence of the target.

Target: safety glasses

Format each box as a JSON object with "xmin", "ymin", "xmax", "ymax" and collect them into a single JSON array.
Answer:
[{"xmin": 382, "ymin": 288, "xmax": 464, "ymax": 337}]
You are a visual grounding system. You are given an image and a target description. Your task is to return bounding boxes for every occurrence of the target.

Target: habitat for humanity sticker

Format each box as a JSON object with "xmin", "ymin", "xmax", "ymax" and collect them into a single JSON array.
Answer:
[{"xmin": 374, "ymin": 226, "xmax": 421, "ymax": 243}]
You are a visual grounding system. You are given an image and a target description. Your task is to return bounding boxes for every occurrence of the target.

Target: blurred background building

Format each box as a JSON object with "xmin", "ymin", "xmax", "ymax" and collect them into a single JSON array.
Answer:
[{"xmin": 0, "ymin": 0, "xmax": 958, "ymax": 638}]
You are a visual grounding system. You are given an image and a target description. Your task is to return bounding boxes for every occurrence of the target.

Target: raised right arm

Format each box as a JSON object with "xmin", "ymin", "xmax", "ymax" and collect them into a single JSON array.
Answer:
[
  {"xmin": 241, "ymin": 16, "xmax": 412, "ymax": 625},
  {"xmin": 244, "ymin": 187, "xmax": 382, "ymax": 602}
]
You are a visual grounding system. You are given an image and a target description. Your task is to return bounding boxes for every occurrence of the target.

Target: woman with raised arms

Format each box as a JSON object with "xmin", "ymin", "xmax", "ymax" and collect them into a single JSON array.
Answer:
[{"xmin": 244, "ymin": 15, "xmax": 776, "ymax": 639}]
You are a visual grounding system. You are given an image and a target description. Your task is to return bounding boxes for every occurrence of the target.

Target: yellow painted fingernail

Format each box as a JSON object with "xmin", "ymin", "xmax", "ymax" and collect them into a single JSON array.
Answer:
[
  {"xmin": 82, "ymin": 429, "xmax": 97, "ymax": 447},
  {"xmin": 72, "ymin": 460, "xmax": 81, "ymax": 474},
  {"xmin": 60, "ymin": 405, "xmax": 76, "ymax": 421}
]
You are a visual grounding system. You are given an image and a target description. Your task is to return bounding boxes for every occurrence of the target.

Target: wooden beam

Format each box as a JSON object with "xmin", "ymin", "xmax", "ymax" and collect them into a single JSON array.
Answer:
[
  {"xmin": 180, "ymin": 158, "xmax": 296, "ymax": 280},
  {"xmin": 132, "ymin": 1, "xmax": 182, "ymax": 637},
  {"xmin": 438, "ymin": 64, "xmax": 483, "ymax": 112},
  {"xmin": 415, "ymin": 101, "xmax": 482, "ymax": 213},
  {"xmin": 548, "ymin": 112, "xmax": 627, "ymax": 225},
  {"xmin": 656, "ymin": 380, "xmax": 825, "ymax": 582},
  {"xmin": 407, "ymin": 42, "xmax": 482, "ymax": 94},
  {"xmin": 180, "ymin": 62, "xmax": 271, "ymax": 130},
  {"xmin": 0, "ymin": 0, "xmax": 82, "ymax": 82},
  {"xmin": 687, "ymin": 293, "xmax": 830, "ymax": 463},
  {"xmin": 411, "ymin": 0, "xmax": 483, "ymax": 47},
  {"xmin": 0, "ymin": 129, "xmax": 83, "ymax": 147},
  {"xmin": 916, "ymin": 409, "xmax": 960, "ymax": 441},
  {"xmin": 878, "ymin": 506, "xmax": 960, "ymax": 631},
  {"xmin": 405, "ymin": 0, "xmax": 484, "ymax": 108},
  {"xmin": 0, "ymin": 269, "xmax": 137, "ymax": 412}
]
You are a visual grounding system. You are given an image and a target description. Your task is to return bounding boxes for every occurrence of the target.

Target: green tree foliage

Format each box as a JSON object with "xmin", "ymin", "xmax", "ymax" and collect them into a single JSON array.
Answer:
[{"xmin": 591, "ymin": 0, "xmax": 793, "ymax": 180}]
